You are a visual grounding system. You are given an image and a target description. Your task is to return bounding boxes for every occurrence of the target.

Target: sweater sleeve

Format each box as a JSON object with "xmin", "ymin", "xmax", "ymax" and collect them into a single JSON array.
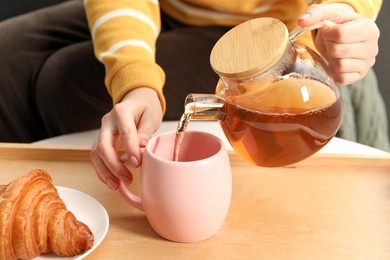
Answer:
[{"xmin": 84, "ymin": 0, "xmax": 166, "ymax": 112}]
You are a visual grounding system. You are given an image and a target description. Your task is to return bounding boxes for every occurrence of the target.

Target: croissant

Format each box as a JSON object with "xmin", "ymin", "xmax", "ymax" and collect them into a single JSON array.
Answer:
[{"xmin": 0, "ymin": 169, "xmax": 94, "ymax": 260}]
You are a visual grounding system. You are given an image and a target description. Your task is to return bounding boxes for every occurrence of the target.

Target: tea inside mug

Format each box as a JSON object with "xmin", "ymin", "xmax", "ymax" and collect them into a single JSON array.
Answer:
[{"xmin": 149, "ymin": 131, "xmax": 222, "ymax": 162}]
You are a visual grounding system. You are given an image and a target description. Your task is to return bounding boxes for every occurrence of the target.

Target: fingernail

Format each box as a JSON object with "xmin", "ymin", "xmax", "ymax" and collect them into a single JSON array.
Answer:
[
  {"xmin": 130, "ymin": 156, "xmax": 139, "ymax": 167},
  {"xmin": 107, "ymin": 178, "xmax": 119, "ymax": 190},
  {"xmin": 120, "ymin": 153, "xmax": 129, "ymax": 162},
  {"xmin": 300, "ymin": 13, "xmax": 311, "ymax": 20},
  {"xmin": 139, "ymin": 138, "xmax": 148, "ymax": 148},
  {"xmin": 119, "ymin": 175, "xmax": 132, "ymax": 185}
]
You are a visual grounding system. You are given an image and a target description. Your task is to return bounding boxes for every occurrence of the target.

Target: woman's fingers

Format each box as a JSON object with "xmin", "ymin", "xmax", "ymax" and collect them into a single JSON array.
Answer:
[
  {"xmin": 298, "ymin": 3, "xmax": 380, "ymax": 84},
  {"xmin": 90, "ymin": 112, "xmax": 134, "ymax": 190},
  {"xmin": 298, "ymin": 3, "xmax": 358, "ymax": 26}
]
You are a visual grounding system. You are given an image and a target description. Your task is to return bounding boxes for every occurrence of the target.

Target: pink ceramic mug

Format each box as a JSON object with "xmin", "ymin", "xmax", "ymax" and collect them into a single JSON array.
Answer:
[{"xmin": 117, "ymin": 131, "xmax": 232, "ymax": 243}]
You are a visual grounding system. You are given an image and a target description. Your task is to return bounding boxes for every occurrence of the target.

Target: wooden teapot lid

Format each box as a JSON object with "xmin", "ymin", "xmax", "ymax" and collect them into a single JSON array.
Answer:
[{"xmin": 210, "ymin": 17, "xmax": 289, "ymax": 78}]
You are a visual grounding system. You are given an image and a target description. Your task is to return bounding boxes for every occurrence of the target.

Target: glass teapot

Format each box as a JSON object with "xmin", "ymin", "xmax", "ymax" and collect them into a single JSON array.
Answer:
[{"xmin": 179, "ymin": 17, "xmax": 343, "ymax": 167}]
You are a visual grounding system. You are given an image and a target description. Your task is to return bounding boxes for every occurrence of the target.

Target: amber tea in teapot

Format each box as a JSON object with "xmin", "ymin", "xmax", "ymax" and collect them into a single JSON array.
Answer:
[
  {"xmin": 174, "ymin": 17, "xmax": 343, "ymax": 167},
  {"xmin": 221, "ymin": 77, "xmax": 342, "ymax": 166}
]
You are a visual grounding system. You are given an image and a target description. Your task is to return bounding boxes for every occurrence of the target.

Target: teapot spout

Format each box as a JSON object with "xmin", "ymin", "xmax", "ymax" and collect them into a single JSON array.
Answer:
[{"xmin": 184, "ymin": 93, "xmax": 226, "ymax": 121}]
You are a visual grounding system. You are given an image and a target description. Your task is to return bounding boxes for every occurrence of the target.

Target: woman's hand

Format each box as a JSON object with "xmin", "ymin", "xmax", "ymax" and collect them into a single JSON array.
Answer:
[
  {"xmin": 298, "ymin": 3, "xmax": 380, "ymax": 85},
  {"xmin": 90, "ymin": 87, "xmax": 163, "ymax": 190}
]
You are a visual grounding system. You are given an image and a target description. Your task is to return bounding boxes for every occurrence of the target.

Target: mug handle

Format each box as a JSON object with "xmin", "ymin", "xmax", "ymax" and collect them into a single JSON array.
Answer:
[{"xmin": 117, "ymin": 182, "xmax": 144, "ymax": 211}]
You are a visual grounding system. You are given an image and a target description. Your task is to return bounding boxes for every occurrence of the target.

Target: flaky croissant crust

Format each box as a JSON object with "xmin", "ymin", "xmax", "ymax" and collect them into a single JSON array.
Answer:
[{"xmin": 0, "ymin": 169, "xmax": 94, "ymax": 260}]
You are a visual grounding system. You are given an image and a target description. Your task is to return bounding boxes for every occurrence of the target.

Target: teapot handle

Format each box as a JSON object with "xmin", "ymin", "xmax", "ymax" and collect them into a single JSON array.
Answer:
[{"xmin": 289, "ymin": 20, "xmax": 336, "ymax": 42}]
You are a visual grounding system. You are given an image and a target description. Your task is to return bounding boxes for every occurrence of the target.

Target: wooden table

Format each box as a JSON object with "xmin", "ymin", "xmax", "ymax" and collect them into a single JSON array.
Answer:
[{"xmin": 1, "ymin": 143, "xmax": 390, "ymax": 259}]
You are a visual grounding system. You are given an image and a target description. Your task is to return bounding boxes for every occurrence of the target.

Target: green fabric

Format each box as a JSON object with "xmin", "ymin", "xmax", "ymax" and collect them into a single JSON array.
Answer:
[{"xmin": 336, "ymin": 68, "xmax": 390, "ymax": 152}]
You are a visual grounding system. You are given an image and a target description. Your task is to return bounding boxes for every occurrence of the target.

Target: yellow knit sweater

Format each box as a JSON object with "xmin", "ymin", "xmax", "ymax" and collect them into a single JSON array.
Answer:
[{"xmin": 84, "ymin": 0, "xmax": 382, "ymax": 112}]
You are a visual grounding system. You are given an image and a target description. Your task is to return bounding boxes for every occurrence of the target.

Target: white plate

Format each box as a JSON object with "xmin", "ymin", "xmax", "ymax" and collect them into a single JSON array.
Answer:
[{"xmin": 36, "ymin": 186, "xmax": 109, "ymax": 260}]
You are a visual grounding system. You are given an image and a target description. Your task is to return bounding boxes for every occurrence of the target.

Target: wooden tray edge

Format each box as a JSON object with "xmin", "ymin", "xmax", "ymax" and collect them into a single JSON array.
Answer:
[
  {"xmin": 1, "ymin": 143, "xmax": 389, "ymax": 162},
  {"xmin": 0, "ymin": 143, "xmax": 91, "ymax": 161}
]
